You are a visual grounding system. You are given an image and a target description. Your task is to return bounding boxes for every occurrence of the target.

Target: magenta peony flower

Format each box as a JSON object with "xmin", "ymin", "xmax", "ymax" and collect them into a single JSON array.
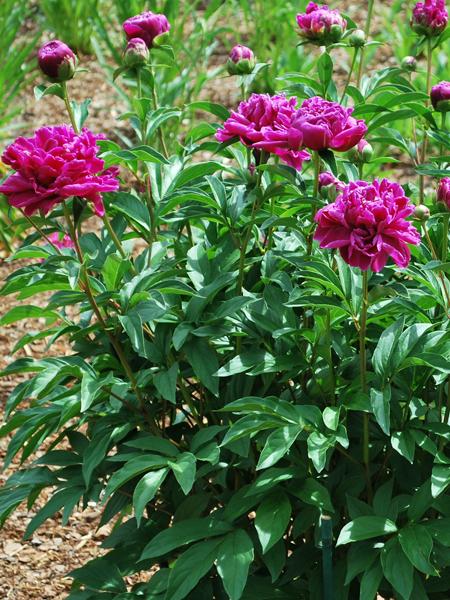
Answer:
[
  {"xmin": 123, "ymin": 11, "xmax": 170, "ymax": 48},
  {"xmin": 437, "ymin": 177, "xmax": 450, "ymax": 208},
  {"xmin": 314, "ymin": 179, "xmax": 421, "ymax": 272},
  {"xmin": 411, "ymin": 0, "xmax": 448, "ymax": 36},
  {"xmin": 431, "ymin": 81, "xmax": 450, "ymax": 111},
  {"xmin": 38, "ymin": 40, "xmax": 77, "ymax": 82},
  {"xmin": 227, "ymin": 44, "xmax": 255, "ymax": 75},
  {"xmin": 296, "ymin": 2, "xmax": 347, "ymax": 45},
  {"xmin": 48, "ymin": 232, "xmax": 75, "ymax": 250},
  {"xmin": 216, "ymin": 93, "xmax": 310, "ymax": 171},
  {"xmin": 0, "ymin": 125, "xmax": 119, "ymax": 217},
  {"xmin": 290, "ymin": 96, "xmax": 367, "ymax": 152},
  {"xmin": 123, "ymin": 37, "xmax": 149, "ymax": 67}
]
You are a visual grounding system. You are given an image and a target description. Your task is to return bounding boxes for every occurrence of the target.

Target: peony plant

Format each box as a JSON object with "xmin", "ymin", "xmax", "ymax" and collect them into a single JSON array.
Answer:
[{"xmin": 0, "ymin": 3, "xmax": 449, "ymax": 600}]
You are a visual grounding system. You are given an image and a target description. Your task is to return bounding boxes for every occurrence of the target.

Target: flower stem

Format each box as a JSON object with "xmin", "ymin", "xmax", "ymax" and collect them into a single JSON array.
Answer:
[
  {"xmin": 419, "ymin": 38, "xmax": 434, "ymax": 203},
  {"xmin": 149, "ymin": 59, "xmax": 169, "ymax": 157},
  {"xmin": 236, "ymin": 167, "xmax": 264, "ymax": 296},
  {"xmin": 360, "ymin": 269, "xmax": 373, "ymax": 502},
  {"xmin": 20, "ymin": 211, "xmax": 62, "ymax": 255},
  {"xmin": 63, "ymin": 201, "xmax": 155, "ymax": 429},
  {"xmin": 340, "ymin": 47, "xmax": 359, "ymax": 103},
  {"xmin": 356, "ymin": 0, "xmax": 374, "ymax": 87},
  {"xmin": 307, "ymin": 151, "xmax": 321, "ymax": 254},
  {"xmin": 61, "ymin": 81, "xmax": 79, "ymax": 133}
]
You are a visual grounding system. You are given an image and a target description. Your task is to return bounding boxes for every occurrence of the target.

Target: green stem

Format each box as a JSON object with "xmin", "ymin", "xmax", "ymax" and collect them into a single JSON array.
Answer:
[
  {"xmin": 61, "ymin": 81, "xmax": 79, "ymax": 133},
  {"xmin": 20, "ymin": 211, "xmax": 63, "ymax": 255},
  {"xmin": 340, "ymin": 47, "xmax": 359, "ymax": 103},
  {"xmin": 63, "ymin": 201, "xmax": 155, "ymax": 429},
  {"xmin": 356, "ymin": 0, "xmax": 374, "ymax": 87},
  {"xmin": 326, "ymin": 309, "xmax": 335, "ymax": 404},
  {"xmin": 419, "ymin": 38, "xmax": 434, "ymax": 203},
  {"xmin": 440, "ymin": 112, "xmax": 447, "ymax": 158},
  {"xmin": 359, "ymin": 269, "xmax": 373, "ymax": 502},
  {"xmin": 307, "ymin": 151, "xmax": 321, "ymax": 254},
  {"xmin": 149, "ymin": 59, "xmax": 169, "ymax": 157},
  {"xmin": 101, "ymin": 213, "xmax": 135, "ymax": 267}
]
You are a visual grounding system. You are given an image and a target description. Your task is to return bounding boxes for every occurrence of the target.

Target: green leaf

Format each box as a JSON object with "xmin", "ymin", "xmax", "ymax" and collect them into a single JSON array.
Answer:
[
  {"xmin": 391, "ymin": 430, "xmax": 415, "ymax": 464},
  {"xmin": 103, "ymin": 455, "xmax": 168, "ymax": 499},
  {"xmin": 164, "ymin": 538, "xmax": 222, "ymax": 600},
  {"xmin": 169, "ymin": 452, "xmax": 196, "ymax": 495},
  {"xmin": 69, "ymin": 557, "xmax": 127, "ymax": 593},
  {"xmin": 372, "ymin": 317, "xmax": 404, "ymax": 381},
  {"xmin": 183, "ymin": 340, "xmax": 219, "ymax": 396},
  {"xmin": 292, "ymin": 478, "xmax": 334, "ymax": 513},
  {"xmin": 187, "ymin": 101, "xmax": 230, "ymax": 120},
  {"xmin": 255, "ymin": 491, "xmax": 291, "ymax": 553},
  {"xmin": 359, "ymin": 560, "xmax": 383, "ymax": 600},
  {"xmin": 336, "ymin": 516, "xmax": 397, "ymax": 545},
  {"xmin": 398, "ymin": 524, "xmax": 436, "ymax": 575},
  {"xmin": 216, "ymin": 530, "xmax": 254, "ymax": 600},
  {"xmin": 102, "ymin": 255, "xmax": 130, "ymax": 290},
  {"xmin": 317, "ymin": 51, "xmax": 333, "ymax": 91},
  {"xmin": 381, "ymin": 539, "xmax": 414, "ymax": 600},
  {"xmin": 0, "ymin": 305, "xmax": 59, "ymax": 326},
  {"xmin": 82, "ymin": 431, "xmax": 111, "ymax": 486},
  {"xmin": 133, "ymin": 467, "xmax": 169, "ymax": 526},
  {"xmin": 140, "ymin": 517, "xmax": 232, "ymax": 560},
  {"xmin": 370, "ymin": 387, "xmax": 391, "ymax": 435},
  {"xmin": 154, "ymin": 362, "xmax": 178, "ymax": 404},
  {"xmin": 256, "ymin": 425, "xmax": 301, "ymax": 470},
  {"xmin": 431, "ymin": 464, "xmax": 450, "ymax": 497}
]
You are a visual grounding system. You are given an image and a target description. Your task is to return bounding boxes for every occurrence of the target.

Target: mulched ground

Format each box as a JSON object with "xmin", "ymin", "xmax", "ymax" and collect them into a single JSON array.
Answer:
[{"xmin": 0, "ymin": 1, "xmax": 405, "ymax": 596}]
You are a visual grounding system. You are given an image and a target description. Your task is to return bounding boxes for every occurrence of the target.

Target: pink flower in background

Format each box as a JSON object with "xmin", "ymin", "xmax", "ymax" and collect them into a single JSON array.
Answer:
[
  {"xmin": 292, "ymin": 97, "xmax": 367, "ymax": 152},
  {"xmin": 297, "ymin": 2, "xmax": 347, "ymax": 45},
  {"xmin": 314, "ymin": 179, "xmax": 421, "ymax": 272},
  {"xmin": 430, "ymin": 81, "xmax": 450, "ymax": 111},
  {"xmin": 48, "ymin": 232, "xmax": 75, "ymax": 250},
  {"xmin": 0, "ymin": 125, "xmax": 119, "ymax": 217},
  {"xmin": 437, "ymin": 177, "xmax": 450, "ymax": 208},
  {"xmin": 216, "ymin": 93, "xmax": 310, "ymax": 170},
  {"xmin": 123, "ymin": 11, "xmax": 170, "ymax": 48},
  {"xmin": 411, "ymin": 0, "xmax": 448, "ymax": 35}
]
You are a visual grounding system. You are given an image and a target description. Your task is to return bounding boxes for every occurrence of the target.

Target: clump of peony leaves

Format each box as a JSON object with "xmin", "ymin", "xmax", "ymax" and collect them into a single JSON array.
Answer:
[{"xmin": 0, "ymin": 2, "xmax": 450, "ymax": 600}]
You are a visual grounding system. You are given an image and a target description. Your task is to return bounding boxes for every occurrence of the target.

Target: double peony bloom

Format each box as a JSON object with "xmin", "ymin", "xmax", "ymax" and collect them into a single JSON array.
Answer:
[
  {"xmin": 216, "ymin": 94, "xmax": 367, "ymax": 170},
  {"xmin": 296, "ymin": 2, "xmax": 347, "ymax": 45},
  {"xmin": 411, "ymin": 0, "xmax": 448, "ymax": 36},
  {"xmin": 123, "ymin": 11, "xmax": 170, "ymax": 48},
  {"xmin": 314, "ymin": 179, "xmax": 421, "ymax": 272},
  {"xmin": 437, "ymin": 178, "xmax": 450, "ymax": 209},
  {"xmin": 0, "ymin": 125, "xmax": 119, "ymax": 217}
]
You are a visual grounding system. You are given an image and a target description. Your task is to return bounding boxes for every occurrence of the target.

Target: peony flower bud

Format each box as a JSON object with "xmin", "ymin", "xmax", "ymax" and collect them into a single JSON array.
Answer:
[
  {"xmin": 123, "ymin": 11, "xmax": 170, "ymax": 48},
  {"xmin": 296, "ymin": 2, "xmax": 347, "ymax": 46},
  {"xmin": 227, "ymin": 44, "xmax": 256, "ymax": 75},
  {"xmin": 348, "ymin": 29, "xmax": 366, "ymax": 47},
  {"xmin": 401, "ymin": 56, "xmax": 417, "ymax": 72},
  {"xmin": 318, "ymin": 171, "xmax": 345, "ymax": 201},
  {"xmin": 437, "ymin": 178, "xmax": 450, "ymax": 209},
  {"xmin": 348, "ymin": 139, "xmax": 373, "ymax": 163},
  {"xmin": 123, "ymin": 37, "xmax": 149, "ymax": 67},
  {"xmin": 430, "ymin": 81, "xmax": 450, "ymax": 112},
  {"xmin": 411, "ymin": 0, "xmax": 448, "ymax": 36},
  {"xmin": 414, "ymin": 204, "xmax": 431, "ymax": 221},
  {"xmin": 38, "ymin": 40, "xmax": 77, "ymax": 82}
]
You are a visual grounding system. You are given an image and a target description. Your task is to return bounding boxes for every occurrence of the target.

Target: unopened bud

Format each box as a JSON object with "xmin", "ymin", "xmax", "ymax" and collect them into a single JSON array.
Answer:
[
  {"xmin": 401, "ymin": 55, "xmax": 417, "ymax": 72},
  {"xmin": 123, "ymin": 37, "xmax": 149, "ymax": 68},
  {"xmin": 38, "ymin": 40, "xmax": 77, "ymax": 82},
  {"xmin": 227, "ymin": 44, "xmax": 256, "ymax": 76},
  {"xmin": 414, "ymin": 204, "xmax": 431, "ymax": 221},
  {"xmin": 349, "ymin": 29, "xmax": 366, "ymax": 47}
]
